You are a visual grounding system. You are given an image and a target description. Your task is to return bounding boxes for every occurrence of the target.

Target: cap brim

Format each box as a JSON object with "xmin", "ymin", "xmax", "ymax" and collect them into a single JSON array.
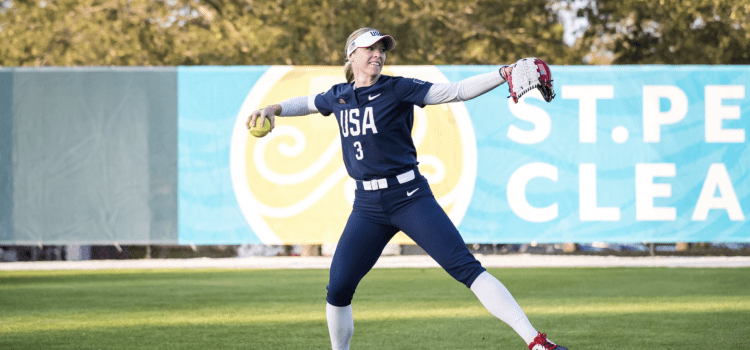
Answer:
[
  {"xmin": 347, "ymin": 34, "xmax": 397, "ymax": 56},
  {"xmin": 377, "ymin": 35, "xmax": 396, "ymax": 51}
]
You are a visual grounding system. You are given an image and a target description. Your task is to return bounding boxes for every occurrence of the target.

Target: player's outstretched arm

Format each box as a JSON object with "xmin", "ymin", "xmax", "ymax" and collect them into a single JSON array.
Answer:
[
  {"xmin": 423, "ymin": 66, "xmax": 513, "ymax": 105},
  {"xmin": 246, "ymin": 95, "xmax": 319, "ymax": 132}
]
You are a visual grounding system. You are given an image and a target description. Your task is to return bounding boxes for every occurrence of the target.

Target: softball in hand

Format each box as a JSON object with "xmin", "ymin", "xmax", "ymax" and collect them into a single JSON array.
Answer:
[{"xmin": 249, "ymin": 116, "xmax": 272, "ymax": 138}]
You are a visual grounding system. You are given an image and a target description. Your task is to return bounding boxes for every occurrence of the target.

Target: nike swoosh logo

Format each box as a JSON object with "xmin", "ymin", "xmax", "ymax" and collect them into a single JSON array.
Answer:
[
  {"xmin": 406, "ymin": 188, "xmax": 419, "ymax": 197},
  {"xmin": 368, "ymin": 94, "xmax": 381, "ymax": 101}
]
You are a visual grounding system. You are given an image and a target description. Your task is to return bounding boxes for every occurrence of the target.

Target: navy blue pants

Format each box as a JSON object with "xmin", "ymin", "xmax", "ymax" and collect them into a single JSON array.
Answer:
[{"xmin": 326, "ymin": 175, "xmax": 486, "ymax": 307}]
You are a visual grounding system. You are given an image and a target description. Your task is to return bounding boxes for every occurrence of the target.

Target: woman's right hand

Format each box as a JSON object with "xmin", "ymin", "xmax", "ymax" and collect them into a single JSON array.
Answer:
[{"xmin": 247, "ymin": 104, "xmax": 281, "ymax": 131}]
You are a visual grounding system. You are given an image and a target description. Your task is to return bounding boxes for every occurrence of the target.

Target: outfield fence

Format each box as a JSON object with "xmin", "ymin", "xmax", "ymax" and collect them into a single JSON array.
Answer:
[{"xmin": 1, "ymin": 66, "xmax": 748, "ymax": 246}]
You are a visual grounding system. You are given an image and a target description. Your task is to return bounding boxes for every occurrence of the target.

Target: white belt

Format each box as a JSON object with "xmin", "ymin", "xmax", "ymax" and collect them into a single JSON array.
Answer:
[{"xmin": 359, "ymin": 169, "xmax": 417, "ymax": 191}]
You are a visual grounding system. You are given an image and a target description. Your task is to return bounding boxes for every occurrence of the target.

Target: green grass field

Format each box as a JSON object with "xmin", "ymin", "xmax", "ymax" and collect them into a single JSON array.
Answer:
[{"xmin": 1, "ymin": 267, "xmax": 749, "ymax": 349}]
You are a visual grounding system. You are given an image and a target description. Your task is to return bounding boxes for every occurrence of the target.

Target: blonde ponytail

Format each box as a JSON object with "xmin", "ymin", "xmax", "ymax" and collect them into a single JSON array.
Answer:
[{"xmin": 344, "ymin": 60, "xmax": 354, "ymax": 83}]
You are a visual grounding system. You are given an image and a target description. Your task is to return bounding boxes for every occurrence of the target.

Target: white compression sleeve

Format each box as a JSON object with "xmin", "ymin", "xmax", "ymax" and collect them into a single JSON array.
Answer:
[
  {"xmin": 470, "ymin": 271, "xmax": 538, "ymax": 345},
  {"xmin": 423, "ymin": 70, "xmax": 506, "ymax": 105},
  {"xmin": 326, "ymin": 303, "xmax": 353, "ymax": 350},
  {"xmin": 277, "ymin": 95, "xmax": 319, "ymax": 116}
]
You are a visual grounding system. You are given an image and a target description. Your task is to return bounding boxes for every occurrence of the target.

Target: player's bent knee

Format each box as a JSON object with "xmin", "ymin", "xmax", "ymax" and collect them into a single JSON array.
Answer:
[
  {"xmin": 444, "ymin": 262, "xmax": 486, "ymax": 288},
  {"xmin": 326, "ymin": 293, "xmax": 353, "ymax": 307},
  {"xmin": 326, "ymin": 283, "xmax": 357, "ymax": 307}
]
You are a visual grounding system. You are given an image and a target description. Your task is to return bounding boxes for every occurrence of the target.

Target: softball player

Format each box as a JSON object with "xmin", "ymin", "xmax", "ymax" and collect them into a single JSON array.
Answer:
[{"xmin": 247, "ymin": 27, "xmax": 568, "ymax": 350}]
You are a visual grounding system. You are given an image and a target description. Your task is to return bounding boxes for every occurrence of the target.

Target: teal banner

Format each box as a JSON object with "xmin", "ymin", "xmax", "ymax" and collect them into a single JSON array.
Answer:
[
  {"xmin": 178, "ymin": 65, "xmax": 750, "ymax": 244},
  {"xmin": 178, "ymin": 67, "xmax": 268, "ymax": 244}
]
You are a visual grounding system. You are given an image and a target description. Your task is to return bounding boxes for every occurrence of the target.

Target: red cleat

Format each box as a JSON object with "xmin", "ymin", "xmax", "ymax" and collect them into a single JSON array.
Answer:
[{"xmin": 528, "ymin": 332, "xmax": 568, "ymax": 350}]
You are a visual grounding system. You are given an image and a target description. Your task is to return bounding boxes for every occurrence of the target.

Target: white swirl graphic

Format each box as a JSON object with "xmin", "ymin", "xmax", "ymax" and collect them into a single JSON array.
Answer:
[
  {"xmin": 254, "ymin": 125, "xmax": 342, "ymax": 185},
  {"xmin": 250, "ymin": 165, "xmax": 348, "ymax": 218}
]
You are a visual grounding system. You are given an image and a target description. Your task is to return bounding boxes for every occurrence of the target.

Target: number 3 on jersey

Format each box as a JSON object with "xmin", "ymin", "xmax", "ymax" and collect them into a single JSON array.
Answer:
[
  {"xmin": 353, "ymin": 141, "xmax": 364, "ymax": 160},
  {"xmin": 339, "ymin": 107, "xmax": 378, "ymax": 162}
]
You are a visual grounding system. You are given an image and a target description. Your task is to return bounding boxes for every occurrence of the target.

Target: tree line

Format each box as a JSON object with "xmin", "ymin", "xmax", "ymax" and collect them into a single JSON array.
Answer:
[{"xmin": 1, "ymin": 0, "xmax": 748, "ymax": 66}]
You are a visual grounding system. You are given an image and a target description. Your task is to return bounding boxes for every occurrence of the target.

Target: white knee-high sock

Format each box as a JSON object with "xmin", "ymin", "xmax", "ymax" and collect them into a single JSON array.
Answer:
[
  {"xmin": 326, "ymin": 303, "xmax": 354, "ymax": 350},
  {"xmin": 470, "ymin": 271, "xmax": 538, "ymax": 344}
]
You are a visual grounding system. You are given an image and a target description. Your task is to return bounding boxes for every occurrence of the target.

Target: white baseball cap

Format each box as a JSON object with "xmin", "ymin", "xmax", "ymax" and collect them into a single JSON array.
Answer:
[{"xmin": 346, "ymin": 30, "xmax": 396, "ymax": 57}]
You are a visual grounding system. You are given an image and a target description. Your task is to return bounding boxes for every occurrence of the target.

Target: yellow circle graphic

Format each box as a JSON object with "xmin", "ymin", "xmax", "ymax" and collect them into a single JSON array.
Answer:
[{"xmin": 230, "ymin": 66, "xmax": 477, "ymax": 244}]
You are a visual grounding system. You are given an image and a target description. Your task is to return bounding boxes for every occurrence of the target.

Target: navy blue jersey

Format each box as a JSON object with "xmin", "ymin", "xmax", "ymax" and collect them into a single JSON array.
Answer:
[{"xmin": 315, "ymin": 75, "xmax": 433, "ymax": 181}]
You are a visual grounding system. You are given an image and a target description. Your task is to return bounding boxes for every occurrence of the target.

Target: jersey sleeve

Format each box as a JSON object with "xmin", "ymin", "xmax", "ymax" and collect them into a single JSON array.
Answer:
[
  {"xmin": 392, "ymin": 77, "xmax": 434, "ymax": 108},
  {"xmin": 277, "ymin": 95, "xmax": 319, "ymax": 116},
  {"xmin": 423, "ymin": 70, "xmax": 505, "ymax": 105},
  {"xmin": 314, "ymin": 89, "xmax": 335, "ymax": 117}
]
